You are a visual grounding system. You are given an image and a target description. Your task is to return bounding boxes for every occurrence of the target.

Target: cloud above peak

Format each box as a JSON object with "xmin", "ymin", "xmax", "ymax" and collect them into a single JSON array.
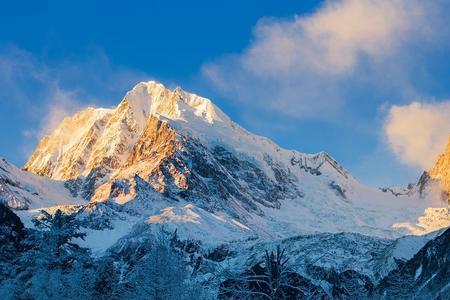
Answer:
[
  {"xmin": 384, "ymin": 101, "xmax": 450, "ymax": 170},
  {"xmin": 0, "ymin": 45, "xmax": 151, "ymax": 160},
  {"xmin": 245, "ymin": 0, "xmax": 426, "ymax": 75},
  {"xmin": 203, "ymin": 0, "xmax": 446, "ymax": 119}
]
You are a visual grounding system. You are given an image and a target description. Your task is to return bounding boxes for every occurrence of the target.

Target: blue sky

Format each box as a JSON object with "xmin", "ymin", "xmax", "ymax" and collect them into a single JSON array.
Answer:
[{"xmin": 1, "ymin": 0, "xmax": 450, "ymax": 187}]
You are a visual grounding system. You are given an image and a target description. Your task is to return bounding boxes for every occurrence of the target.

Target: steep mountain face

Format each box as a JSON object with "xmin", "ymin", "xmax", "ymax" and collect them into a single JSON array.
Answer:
[
  {"xmin": 90, "ymin": 116, "xmax": 303, "ymax": 220},
  {"xmin": 23, "ymin": 108, "xmax": 114, "ymax": 179},
  {"xmin": 24, "ymin": 82, "xmax": 229, "ymax": 181},
  {"xmin": 5, "ymin": 81, "xmax": 450, "ymax": 243},
  {"xmin": 428, "ymin": 137, "xmax": 450, "ymax": 202}
]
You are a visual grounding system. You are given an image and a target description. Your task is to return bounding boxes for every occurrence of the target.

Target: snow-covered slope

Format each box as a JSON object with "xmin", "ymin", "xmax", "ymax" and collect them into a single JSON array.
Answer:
[
  {"xmin": 6, "ymin": 81, "xmax": 449, "ymax": 248},
  {"xmin": 0, "ymin": 158, "xmax": 85, "ymax": 210}
]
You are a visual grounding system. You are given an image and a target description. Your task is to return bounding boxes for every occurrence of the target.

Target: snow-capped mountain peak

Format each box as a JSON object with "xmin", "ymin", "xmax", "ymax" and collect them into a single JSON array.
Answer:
[
  {"xmin": 119, "ymin": 81, "xmax": 229, "ymax": 130},
  {"xmin": 23, "ymin": 81, "xmax": 265, "ymax": 181},
  {"xmin": 12, "ymin": 81, "xmax": 450, "ymax": 242}
]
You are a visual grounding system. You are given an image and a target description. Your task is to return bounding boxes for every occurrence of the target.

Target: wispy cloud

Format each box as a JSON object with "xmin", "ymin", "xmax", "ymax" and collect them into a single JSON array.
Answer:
[
  {"xmin": 202, "ymin": 0, "xmax": 447, "ymax": 119},
  {"xmin": 37, "ymin": 88, "xmax": 86, "ymax": 136},
  {"xmin": 384, "ymin": 101, "xmax": 450, "ymax": 170},
  {"xmin": 0, "ymin": 45, "xmax": 151, "ymax": 159}
]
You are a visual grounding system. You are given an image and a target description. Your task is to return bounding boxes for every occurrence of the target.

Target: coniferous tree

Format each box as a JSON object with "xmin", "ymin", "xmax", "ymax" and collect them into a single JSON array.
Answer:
[
  {"xmin": 9, "ymin": 209, "xmax": 92, "ymax": 299},
  {"xmin": 32, "ymin": 209, "xmax": 89, "ymax": 269},
  {"xmin": 124, "ymin": 229, "xmax": 207, "ymax": 300},
  {"xmin": 220, "ymin": 246, "xmax": 327, "ymax": 300},
  {"xmin": 91, "ymin": 258, "xmax": 122, "ymax": 300}
]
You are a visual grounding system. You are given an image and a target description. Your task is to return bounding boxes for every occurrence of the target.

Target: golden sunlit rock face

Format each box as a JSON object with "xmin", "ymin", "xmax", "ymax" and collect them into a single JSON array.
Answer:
[
  {"xmin": 23, "ymin": 108, "xmax": 114, "ymax": 179},
  {"xmin": 126, "ymin": 116, "xmax": 177, "ymax": 167},
  {"xmin": 89, "ymin": 115, "xmax": 187, "ymax": 203},
  {"xmin": 124, "ymin": 115, "xmax": 190, "ymax": 193},
  {"xmin": 428, "ymin": 137, "xmax": 450, "ymax": 201}
]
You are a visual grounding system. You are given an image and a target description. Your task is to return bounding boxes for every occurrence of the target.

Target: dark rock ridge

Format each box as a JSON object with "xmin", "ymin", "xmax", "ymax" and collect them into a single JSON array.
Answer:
[{"xmin": 374, "ymin": 228, "xmax": 450, "ymax": 299}]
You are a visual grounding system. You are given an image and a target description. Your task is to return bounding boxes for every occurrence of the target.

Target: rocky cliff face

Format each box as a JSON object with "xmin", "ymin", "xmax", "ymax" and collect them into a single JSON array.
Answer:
[
  {"xmin": 428, "ymin": 137, "xmax": 450, "ymax": 202},
  {"xmin": 23, "ymin": 108, "xmax": 115, "ymax": 179},
  {"xmin": 89, "ymin": 115, "xmax": 302, "ymax": 220}
]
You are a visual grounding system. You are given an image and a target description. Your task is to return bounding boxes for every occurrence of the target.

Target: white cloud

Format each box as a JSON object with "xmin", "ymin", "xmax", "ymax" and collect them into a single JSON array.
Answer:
[
  {"xmin": 203, "ymin": 0, "xmax": 445, "ymax": 119},
  {"xmin": 384, "ymin": 101, "xmax": 450, "ymax": 170},
  {"xmin": 0, "ymin": 45, "xmax": 151, "ymax": 160},
  {"xmin": 245, "ymin": 0, "xmax": 425, "ymax": 75},
  {"xmin": 38, "ymin": 88, "xmax": 86, "ymax": 136},
  {"xmin": 0, "ymin": 47, "xmax": 86, "ymax": 139},
  {"xmin": 0, "ymin": 46, "xmax": 151, "ymax": 133}
]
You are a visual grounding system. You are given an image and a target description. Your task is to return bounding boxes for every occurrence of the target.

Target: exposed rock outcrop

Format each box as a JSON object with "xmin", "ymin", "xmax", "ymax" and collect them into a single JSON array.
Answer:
[{"xmin": 428, "ymin": 137, "xmax": 450, "ymax": 203}]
